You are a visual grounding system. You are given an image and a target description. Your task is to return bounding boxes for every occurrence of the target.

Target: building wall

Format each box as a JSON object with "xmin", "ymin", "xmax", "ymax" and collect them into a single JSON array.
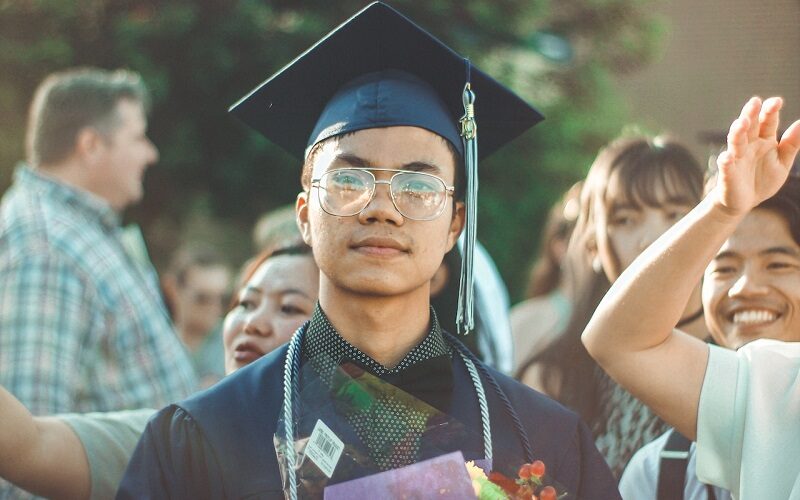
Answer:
[{"xmin": 616, "ymin": 0, "xmax": 800, "ymax": 161}]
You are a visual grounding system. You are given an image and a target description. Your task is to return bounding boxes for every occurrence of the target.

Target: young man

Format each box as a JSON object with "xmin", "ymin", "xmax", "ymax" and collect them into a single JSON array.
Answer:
[
  {"xmin": 118, "ymin": 3, "xmax": 619, "ymax": 499},
  {"xmin": 619, "ymin": 176, "xmax": 800, "ymax": 500},
  {"xmin": 582, "ymin": 96, "xmax": 800, "ymax": 499},
  {"xmin": 0, "ymin": 68, "xmax": 197, "ymax": 415}
]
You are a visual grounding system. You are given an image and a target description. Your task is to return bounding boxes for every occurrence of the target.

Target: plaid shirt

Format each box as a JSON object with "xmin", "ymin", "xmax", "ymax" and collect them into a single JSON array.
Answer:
[{"xmin": 0, "ymin": 166, "xmax": 197, "ymax": 415}]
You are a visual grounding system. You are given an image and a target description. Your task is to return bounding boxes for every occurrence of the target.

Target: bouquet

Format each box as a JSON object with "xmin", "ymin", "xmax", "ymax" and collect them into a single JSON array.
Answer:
[
  {"xmin": 276, "ymin": 357, "xmax": 568, "ymax": 499},
  {"xmin": 467, "ymin": 459, "xmax": 564, "ymax": 500}
]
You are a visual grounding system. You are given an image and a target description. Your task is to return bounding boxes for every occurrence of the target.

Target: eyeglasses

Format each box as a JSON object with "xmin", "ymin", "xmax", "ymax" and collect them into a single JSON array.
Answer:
[{"xmin": 310, "ymin": 168, "xmax": 455, "ymax": 221}]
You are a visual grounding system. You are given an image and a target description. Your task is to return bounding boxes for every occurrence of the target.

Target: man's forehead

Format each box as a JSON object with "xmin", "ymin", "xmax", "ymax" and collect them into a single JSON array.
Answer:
[
  {"xmin": 311, "ymin": 127, "xmax": 457, "ymax": 175},
  {"xmin": 716, "ymin": 208, "xmax": 798, "ymax": 258}
]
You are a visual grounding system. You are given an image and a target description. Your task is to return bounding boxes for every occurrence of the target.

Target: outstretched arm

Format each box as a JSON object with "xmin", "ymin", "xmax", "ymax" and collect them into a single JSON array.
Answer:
[
  {"xmin": 0, "ymin": 385, "xmax": 90, "ymax": 499},
  {"xmin": 581, "ymin": 96, "xmax": 800, "ymax": 439}
]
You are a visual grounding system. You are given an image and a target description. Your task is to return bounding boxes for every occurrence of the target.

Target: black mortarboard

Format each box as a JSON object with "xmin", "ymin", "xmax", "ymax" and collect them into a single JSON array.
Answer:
[{"xmin": 230, "ymin": 1, "xmax": 543, "ymax": 334}]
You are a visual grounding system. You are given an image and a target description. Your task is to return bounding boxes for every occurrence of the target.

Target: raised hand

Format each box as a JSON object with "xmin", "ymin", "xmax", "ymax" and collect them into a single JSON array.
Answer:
[{"xmin": 713, "ymin": 96, "xmax": 800, "ymax": 217}]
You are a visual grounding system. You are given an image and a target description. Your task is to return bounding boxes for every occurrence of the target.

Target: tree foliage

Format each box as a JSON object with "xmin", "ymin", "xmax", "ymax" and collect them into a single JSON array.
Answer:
[{"xmin": 0, "ymin": 0, "xmax": 662, "ymax": 298}]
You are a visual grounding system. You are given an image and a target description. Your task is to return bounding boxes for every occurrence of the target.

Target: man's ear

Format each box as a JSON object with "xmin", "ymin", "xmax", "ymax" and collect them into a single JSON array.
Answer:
[
  {"xmin": 445, "ymin": 201, "xmax": 466, "ymax": 251},
  {"xmin": 296, "ymin": 191, "xmax": 313, "ymax": 246},
  {"xmin": 74, "ymin": 127, "xmax": 105, "ymax": 165}
]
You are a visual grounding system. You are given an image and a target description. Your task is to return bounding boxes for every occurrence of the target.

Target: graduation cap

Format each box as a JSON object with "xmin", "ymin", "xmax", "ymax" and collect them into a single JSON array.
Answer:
[{"xmin": 230, "ymin": 1, "xmax": 543, "ymax": 334}]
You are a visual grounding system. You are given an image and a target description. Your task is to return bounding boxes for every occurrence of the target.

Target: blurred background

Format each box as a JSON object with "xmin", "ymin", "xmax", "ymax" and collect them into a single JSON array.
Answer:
[{"xmin": 1, "ymin": 0, "xmax": 798, "ymax": 301}]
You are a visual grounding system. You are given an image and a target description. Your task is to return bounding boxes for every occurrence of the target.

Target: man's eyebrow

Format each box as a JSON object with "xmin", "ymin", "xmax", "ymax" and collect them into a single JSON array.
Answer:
[
  {"xmin": 333, "ymin": 154, "xmax": 443, "ymax": 174},
  {"xmin": 712, "ymin": 250, "xmax": 738, "ymax": 261},
  {"xmin": 400, "ymin": 161, "xmax": 441, "ymax": 174},
  {"xmin": 761, "ymin": 246, "xmax": 800, "ymax": 258},
  {"xmin": 334, "ymin": 153, "xmax": 371, "ymax": 168}
]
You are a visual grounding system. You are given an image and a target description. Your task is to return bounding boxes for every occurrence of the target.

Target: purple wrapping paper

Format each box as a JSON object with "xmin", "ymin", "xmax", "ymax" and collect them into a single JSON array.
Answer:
[{"xmin": 323, "ymin": 451, "xmax": 477, "ymax": 499}]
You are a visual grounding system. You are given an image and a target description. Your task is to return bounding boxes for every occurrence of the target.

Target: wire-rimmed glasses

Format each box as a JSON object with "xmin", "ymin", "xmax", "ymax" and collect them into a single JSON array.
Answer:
[{"xmin": 310, "ymin": 168, "xmax": 455, "ymax": 221}]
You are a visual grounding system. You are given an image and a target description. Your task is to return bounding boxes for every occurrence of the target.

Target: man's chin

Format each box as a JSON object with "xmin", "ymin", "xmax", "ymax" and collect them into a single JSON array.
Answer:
[
  {"xmin": 725, "ymin": 322, "xmax": 784, "ymax": 349},
  {"xmin": 333, "ymin": 275, "xmax": 426, "ymax": 298}
]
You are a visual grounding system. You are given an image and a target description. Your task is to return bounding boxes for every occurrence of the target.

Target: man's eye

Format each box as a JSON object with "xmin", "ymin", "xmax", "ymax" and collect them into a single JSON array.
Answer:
[
  {"xmin": 407, "ymin": 181, "xmax": 435, "ymax": 192},
  {"xmin": 330, "ymin": 171, "xmax": 368, "ymax": 187},
  {"xmin": 767, "ymin": 261, "xmax": 796, "ymax": 271},
  {"xmin": 711, "ymin": 266, "xmax": 735, "ymax": 276}
]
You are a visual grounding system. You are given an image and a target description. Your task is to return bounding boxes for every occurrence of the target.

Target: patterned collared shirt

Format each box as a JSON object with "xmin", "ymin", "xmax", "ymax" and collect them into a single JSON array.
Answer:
[
  {"xmin": 0, "ymin": 166, "xmax": 197, "ymax": 415},
  {"xmin": 303, "ymin": 303, "xmax": 451, "ymax": 377},
  {"xmin": 302, "ymin": 304, "xmax": 452, "ymax": 470}
]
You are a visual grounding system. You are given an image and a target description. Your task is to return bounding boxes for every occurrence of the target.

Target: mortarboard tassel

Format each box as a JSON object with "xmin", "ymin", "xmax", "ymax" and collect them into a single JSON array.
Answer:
[{"xmin": 456, "ymin": 75, "xmax": 478, "ymax": 335}]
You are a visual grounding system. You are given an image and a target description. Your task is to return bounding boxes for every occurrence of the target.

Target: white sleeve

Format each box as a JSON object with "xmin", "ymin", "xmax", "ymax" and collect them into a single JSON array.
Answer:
[
  {"xmin": 696, "ymin": 340, "xmax": 800, "ymax": 500},
  {"xmin": 61, "ymin": 408, "xmax": 156, "ymax": 500},
  {"xmin": 695, "ymin": 345, "xmax": 741, "ymax": 492}
]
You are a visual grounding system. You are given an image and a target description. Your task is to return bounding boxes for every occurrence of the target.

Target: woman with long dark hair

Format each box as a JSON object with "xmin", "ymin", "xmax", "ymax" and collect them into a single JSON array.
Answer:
[{"xmin": 517, "ymin": 134, "xmax": 710, "ymax": 477}]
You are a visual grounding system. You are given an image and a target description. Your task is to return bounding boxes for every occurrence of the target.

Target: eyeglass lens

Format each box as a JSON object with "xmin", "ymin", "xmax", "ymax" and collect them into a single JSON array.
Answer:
[{"xmin": 317, "ymin": 169, "xmax": 447, "ymax": 220}]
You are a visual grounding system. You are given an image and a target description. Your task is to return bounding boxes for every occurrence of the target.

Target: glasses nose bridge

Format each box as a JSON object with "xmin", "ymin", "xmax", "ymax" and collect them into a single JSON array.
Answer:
[
  {"xmin": 362, "ymin": 175, "xmax": 403, "ymax": 216},
  {"xmin": 369, "ymin": 176, "xmax": 396, "ymax": 200}
]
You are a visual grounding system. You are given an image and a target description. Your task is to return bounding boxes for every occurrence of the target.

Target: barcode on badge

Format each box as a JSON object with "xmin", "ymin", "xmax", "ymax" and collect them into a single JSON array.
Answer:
[{"xmin": 305, "ymin": 419, "xmax": 345, "ymax": 478}]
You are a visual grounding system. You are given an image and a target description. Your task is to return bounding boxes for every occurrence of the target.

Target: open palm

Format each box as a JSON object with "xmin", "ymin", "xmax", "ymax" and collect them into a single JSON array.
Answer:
[{"xmin": 714, "ymin": 97, "xmax": 800, "ymax": 216}]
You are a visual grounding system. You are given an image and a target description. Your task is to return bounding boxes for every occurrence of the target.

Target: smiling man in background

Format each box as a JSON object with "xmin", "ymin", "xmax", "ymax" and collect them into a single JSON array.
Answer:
[{"xmin": 583, "ymin": 96, "xmax": 800, "ymax": 499}]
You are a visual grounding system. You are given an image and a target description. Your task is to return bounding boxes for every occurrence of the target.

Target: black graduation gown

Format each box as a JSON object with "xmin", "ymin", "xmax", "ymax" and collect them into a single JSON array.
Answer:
[{"xmin": 117, "ymin": 333, "xmax": 620, "ymax": 500}]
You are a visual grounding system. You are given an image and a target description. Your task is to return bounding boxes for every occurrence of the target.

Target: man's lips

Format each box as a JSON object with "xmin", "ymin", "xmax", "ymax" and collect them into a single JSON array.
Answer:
[
  {"xmin": 350, "ymin": 237, "xmax": 409, "ymax": 255},
  {"xmin": 728, "ymin": 308, "xmax": 781, "ymax": 326}
]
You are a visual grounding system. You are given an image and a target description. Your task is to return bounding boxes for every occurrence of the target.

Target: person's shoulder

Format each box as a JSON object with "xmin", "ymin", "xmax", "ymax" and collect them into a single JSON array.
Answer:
[
  {"xmin": 0, "ymin": 185, "xmax": 50, "ymax": 253},
  {"xmin": 483, "ymin": 362, "xmax": 580, "ymax": 425},
  {"xmin": 0, "ymin": 218, "xmax": 87, "ymax": 281},
  {"xmin": 707, "ymin": 340, "xmax": 800, "ymax": 391},
  {"xmin": 619, "ymin": 430, "xmax": 670, "ymax": 491},
  {"xmin": 480, "ymin": 361, "xmax": 621, "ymax": 499},
  {"xmin": 722, "ymin": 340, "xmax": 800, "ymax": 408},
  {"xmin": 179, "ymin": 344, "xmax": 289, "ymax": 421},
  {"xmin": 140, "ymin": 346, "xmax": 291, "ymax": 492},
  {"xmin": 737, "ymin": 339, "xmax": 800, "ymax": 362},
  {"xmin": 0, "ymin": 187, "xmax": 98, "ymax": 267}
]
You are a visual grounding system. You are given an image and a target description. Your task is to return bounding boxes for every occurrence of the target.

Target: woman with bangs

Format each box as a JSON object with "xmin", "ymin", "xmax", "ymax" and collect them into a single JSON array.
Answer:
[
  {"xmin": 516, "ymin": 134, "xmax": 710, "ymax": 477},
  {"xmin": 0, "ymin": 242, "xmax": 318, "ymax": 500}
]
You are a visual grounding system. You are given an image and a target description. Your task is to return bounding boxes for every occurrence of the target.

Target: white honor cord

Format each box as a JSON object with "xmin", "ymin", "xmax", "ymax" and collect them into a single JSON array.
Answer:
[
  {"xmin": 279, "ymin": 330, "xmax": 492, "ymax": 500},
  {"xmin": 281, "ymin": 329, "xmax": 301, "ymax": 500}
]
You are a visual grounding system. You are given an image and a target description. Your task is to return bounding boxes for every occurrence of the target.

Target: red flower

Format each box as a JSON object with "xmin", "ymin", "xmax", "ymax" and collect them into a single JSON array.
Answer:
[{"xmin": 530, "ymin": 460, "xmax": 546, "ymax": 478}]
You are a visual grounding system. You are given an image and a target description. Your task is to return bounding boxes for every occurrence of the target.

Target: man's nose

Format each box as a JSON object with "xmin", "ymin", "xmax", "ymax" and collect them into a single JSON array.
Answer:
[
  {"xmin": 357, "ymin": 180, "xmax": 404, "ymax": 225},
  {"xmin": 728, "ymin": 267, "xmax": 769, "ymax": 298}
]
